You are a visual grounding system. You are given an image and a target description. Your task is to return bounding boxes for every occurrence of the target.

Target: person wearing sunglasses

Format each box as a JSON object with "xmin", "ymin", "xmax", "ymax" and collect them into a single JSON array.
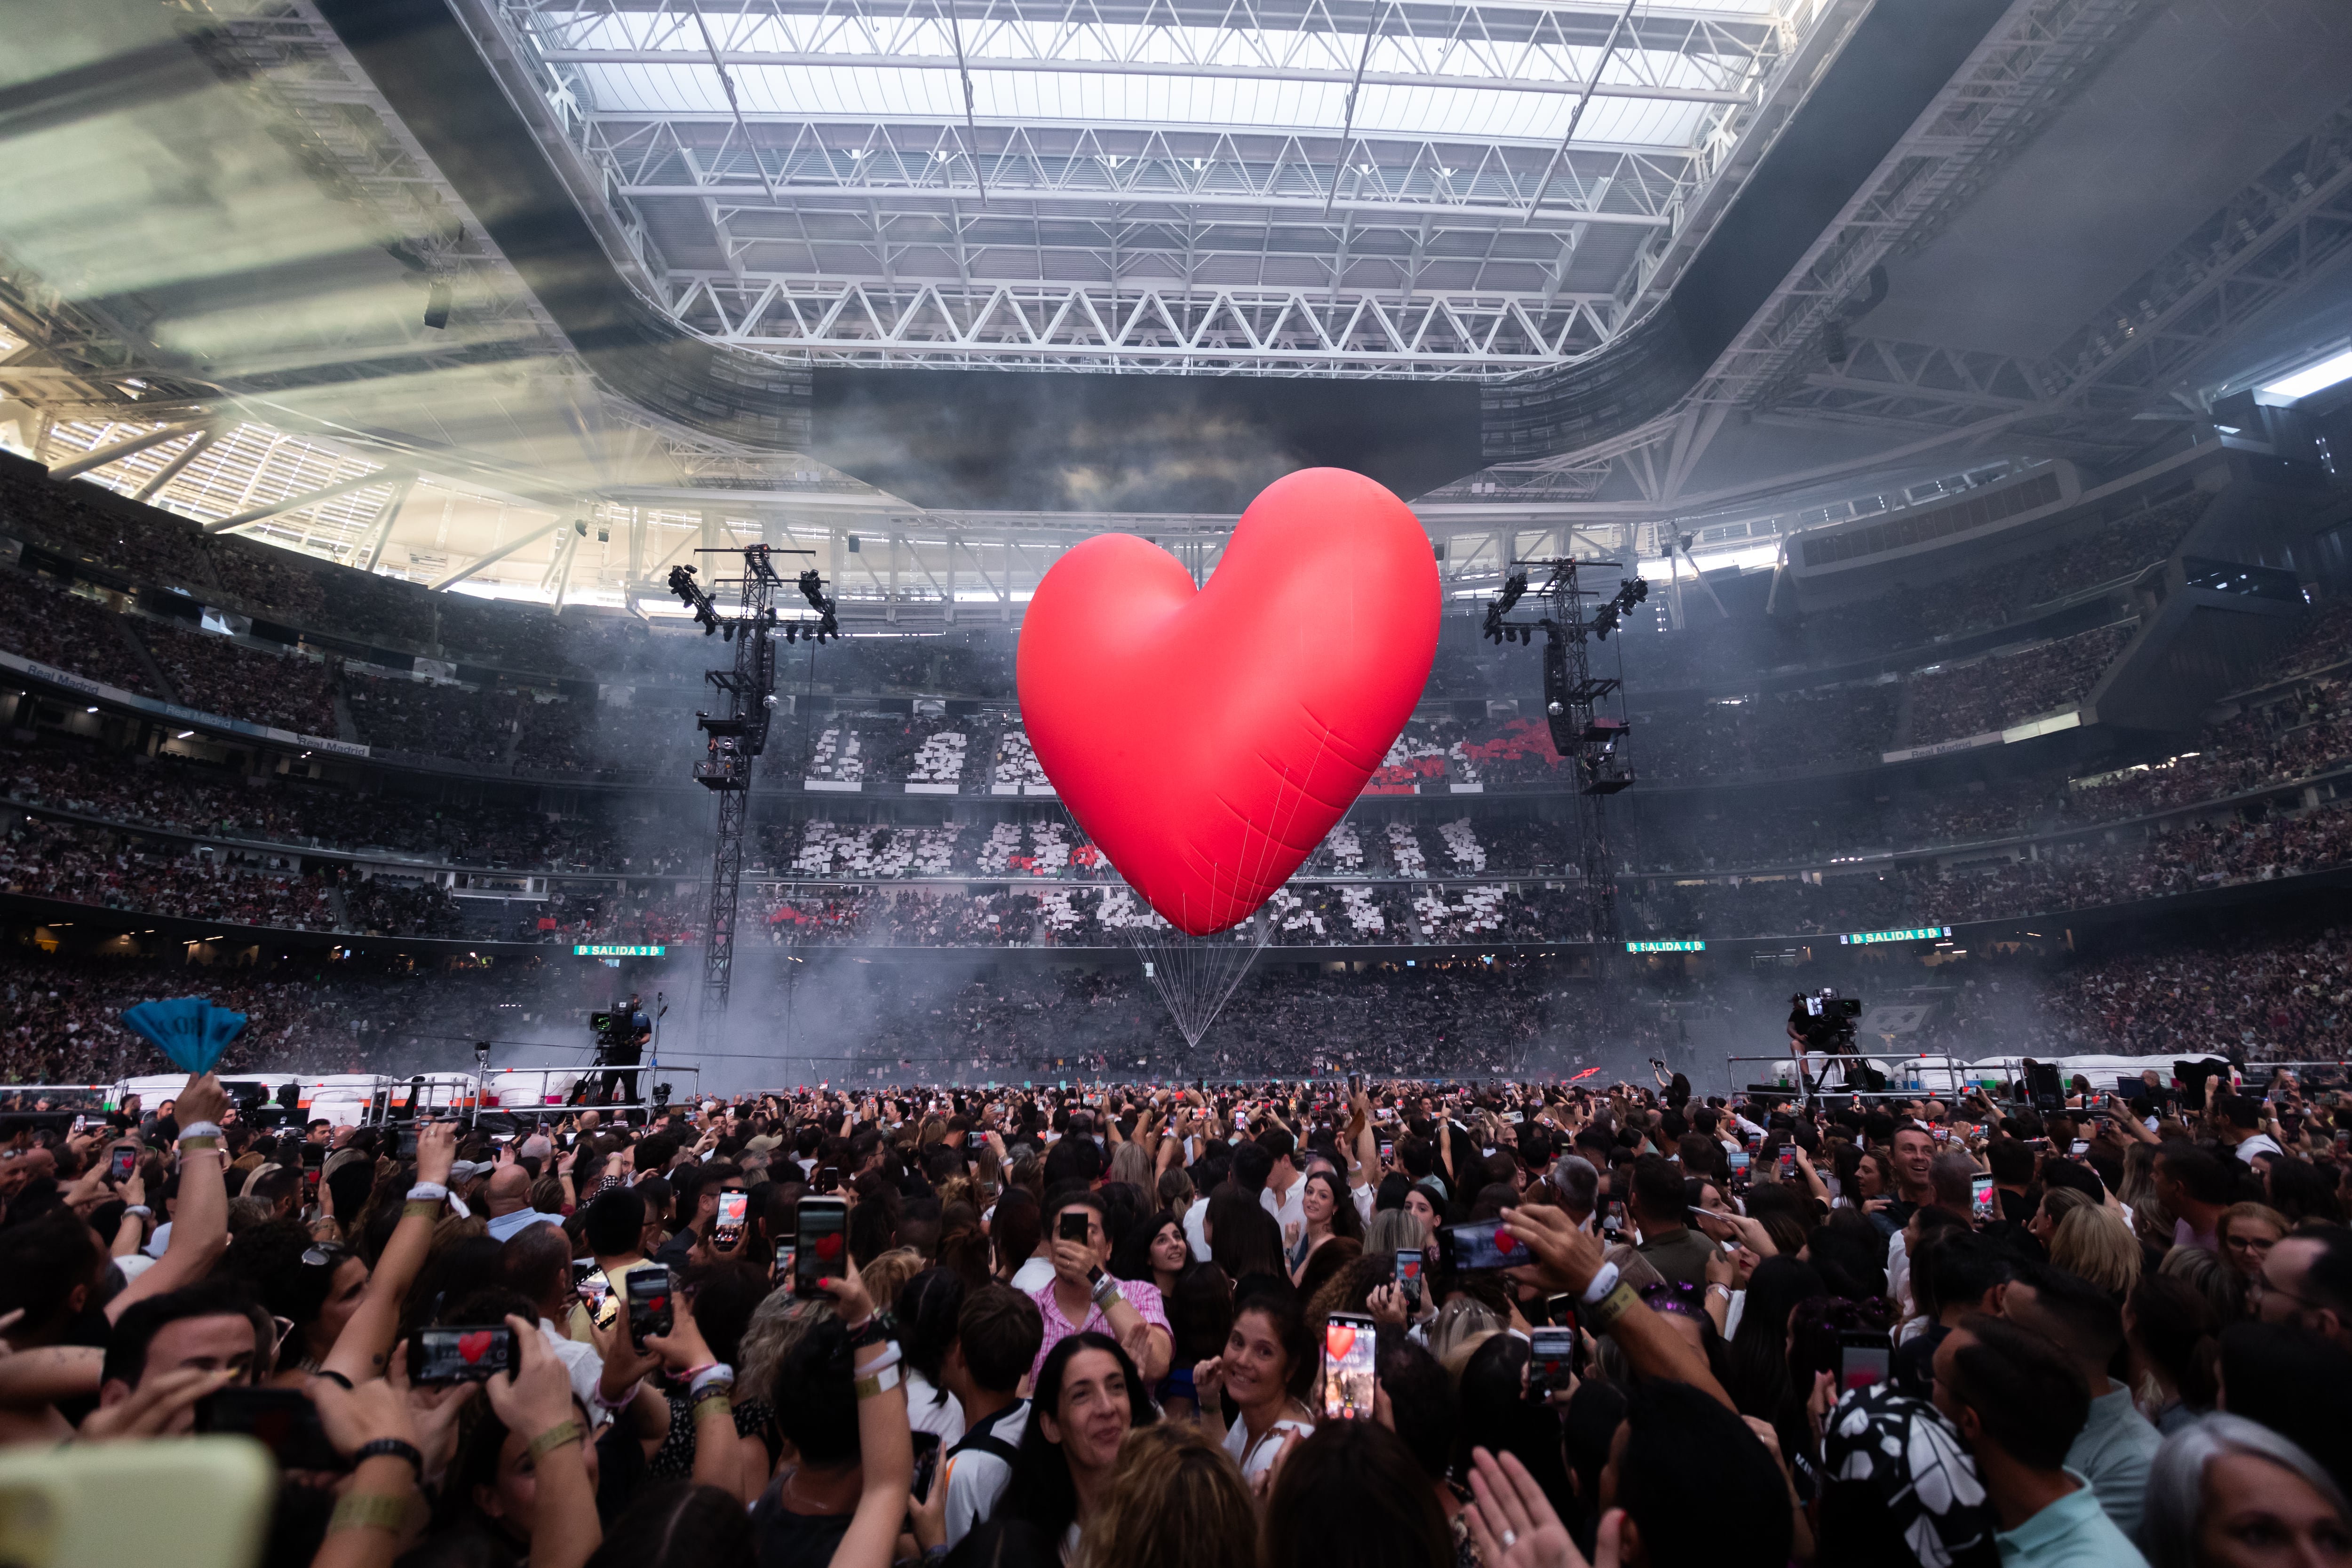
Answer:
[{"xmin": 215, "ymin": 1218, "xmax": 372, "ymax": 1378}]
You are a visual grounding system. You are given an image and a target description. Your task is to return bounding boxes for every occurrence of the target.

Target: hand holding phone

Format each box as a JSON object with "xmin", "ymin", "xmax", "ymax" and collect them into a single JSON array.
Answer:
[
  {"xmin": 1394, "ymin": 1247, "xmax": 1424, "ymax": 1311},
  {"xmin": 414, "ymin": 1325, "xmax": 518, "ymax": 1385},
  {"xmin": 625, "ymin": 1268, "xmax": 674, "ymax": 1350},
  {"xmin": 1529, "ymin": 1325, "xmax": 1578, "ymax": 1394},
  {"xmin": 712, "ymin": 1190, "xmax": 748, "ymax": 1251},
  {"xmin": 1319, "ymin": 1313, "xmax": 1376, "ymax": 1421},
  {"xmin": 795, "ymin": 1198, "xmax": 847, "ymax": 1299}
]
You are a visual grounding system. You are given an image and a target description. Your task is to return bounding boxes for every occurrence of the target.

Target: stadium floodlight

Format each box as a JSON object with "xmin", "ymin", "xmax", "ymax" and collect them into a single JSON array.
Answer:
[{"xmin": 2263, "ymin": 348, "xmax": 2352, "ymax": 401}]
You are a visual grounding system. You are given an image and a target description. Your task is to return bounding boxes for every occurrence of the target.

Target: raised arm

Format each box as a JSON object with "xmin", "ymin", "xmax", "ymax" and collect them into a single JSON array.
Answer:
[
  {"xmin": 109, "ymin": 1075, "xmax": 230, "ymax": 1320},
  {"xmin": 824, "ymin": 1263, "xmax": 913, "ymax": 1568},
  {"xmin": 324, "ymin": 1121, "xmax": 458, "ymax": 1383},
  {"xmin": 1502, "ymin": 1203, "xmax": 1734, "ymax": 1412}
]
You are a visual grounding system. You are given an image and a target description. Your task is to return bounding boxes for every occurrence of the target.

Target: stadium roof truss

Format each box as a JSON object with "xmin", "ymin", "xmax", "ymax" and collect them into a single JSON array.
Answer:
[
  {"xmin": 1467, "ymin": 0, "xmax": 2169, "ymax": 500},
  {"xmin": 1772, "ymin": 94, "xmax": 2352, "ymax": 438},
  {"xmin": 475, "ymin": 0, "xmax": 1852, "ymax": 375}
]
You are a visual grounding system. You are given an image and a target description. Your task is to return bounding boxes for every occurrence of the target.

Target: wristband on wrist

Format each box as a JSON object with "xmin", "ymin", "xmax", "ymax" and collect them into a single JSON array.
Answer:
[
  {"xmin": 328, "ymin": 1493, "xmax": 411, "ymax": 1535},
  {"xmin": 402, "ymin": 1200, "xmax": 439, "ymax": 1220},
  {"xmin": 688, "ymin": 1363, "xmax": 735, "ymax": 1398},
  {"xmin": 122, "ymin": 1204, "xmax": 152, "ymax": 1219},
  {"xmin": 178, "ymin": 1122, "xmax": 223, "ymax": 1143},
  {"xmin": 854, "ymin": 1361, "xmax": 902, "ymax": 1401},
  {"xmin": 691, "ymin": 1393, "xmax": 733, "ymax": 1422},
  {"xmin": 1586, "ymin": 1279, "xmax": 1640, "ymax": 1330},
  {"xmin": 406, "ymin": 1182, "xmax": 448, "ymax": 1202},
  {"xmin": 527, "ymin": 1420, "xmax": 585, "ymax": 1461},
  {"xmin": 1578, "ymin": 1261, "xmax": 1622, "ymax": 1306},
  {"xmin": 353, "ymin": 1439, "xmax": 425, "ymax": 1486}
]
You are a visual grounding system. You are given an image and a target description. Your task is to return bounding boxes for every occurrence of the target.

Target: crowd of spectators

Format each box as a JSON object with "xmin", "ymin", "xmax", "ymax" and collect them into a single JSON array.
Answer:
[
  {"xmin": 1923, "ymin": 923, "xmax": 2352, "ymax": 1062},
  {"xmin": 1904, "ymin": 621, "xmax": 2134, "ymax": 748},
  {"xmin": 339, "ymin": 877, "xmax": 467, "ymax": 938},
  {"xmin": 1627, "ymin": 794, "xmax": 2352, "ymax": 940},
  {"xmin": 0, "ymin": 814, "xmax": 333, "ymax": 930},
  {"xmin": 138, "ymin": 621, "xmax": 339, "ymax": 736},
  {"xmin": 2, "ymin": 737, "xmax": 701, "ymax": 872},
  {"xmin": 0, "ymin": 567, "xmax": 157, "ymax": 694},
  {"xmin": 342, "ymin": 670, "xmax": 518, "ymax": 765},
  {"xmin": 0, "ymin": 944, "xmax": 581, "ymax": 1082}
]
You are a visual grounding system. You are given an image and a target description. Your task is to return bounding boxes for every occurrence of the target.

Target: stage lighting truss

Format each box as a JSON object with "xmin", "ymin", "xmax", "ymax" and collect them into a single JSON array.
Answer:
[{"xmin": 1477, "ymin": 557, "xmax": 1646, "ymax": 940}]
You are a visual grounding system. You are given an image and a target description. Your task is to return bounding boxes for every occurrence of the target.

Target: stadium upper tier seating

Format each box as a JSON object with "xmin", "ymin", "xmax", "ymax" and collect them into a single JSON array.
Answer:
[{"xmin": 0, "ymin": 446, "xmax": 2348, "ymax": 957}]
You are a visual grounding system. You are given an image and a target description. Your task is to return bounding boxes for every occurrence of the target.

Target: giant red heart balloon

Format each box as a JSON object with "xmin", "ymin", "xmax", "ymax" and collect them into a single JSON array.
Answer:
[{"xmin": 1019, "ymin": 468, "xmax": 1439, "ymax": 935}]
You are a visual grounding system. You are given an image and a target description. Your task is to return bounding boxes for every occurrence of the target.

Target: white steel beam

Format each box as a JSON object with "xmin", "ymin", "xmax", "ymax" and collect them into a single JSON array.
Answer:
[
  {"xmin": 203, "ymin": 469, "xmax": 407, "ymax": 535},
  {"xmin": 429, "ymin": 517, "xmax": 569, "ymax": 590},
  {"xmin": 47, "ymin": 421, "xmax": 208, "ymax": 482}
]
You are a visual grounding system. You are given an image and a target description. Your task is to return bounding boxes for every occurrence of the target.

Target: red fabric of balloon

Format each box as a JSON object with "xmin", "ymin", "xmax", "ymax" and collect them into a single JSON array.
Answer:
[{"xmin": 1017, "ymin": 467, "xmax": 1440, "ymax": 935}]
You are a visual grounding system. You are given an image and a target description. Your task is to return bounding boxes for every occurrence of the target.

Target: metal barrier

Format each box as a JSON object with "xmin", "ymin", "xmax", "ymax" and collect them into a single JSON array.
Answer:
[{"xmin": 1724, "ymin": 1053, "xmax": 1978, "ymax": 1103}]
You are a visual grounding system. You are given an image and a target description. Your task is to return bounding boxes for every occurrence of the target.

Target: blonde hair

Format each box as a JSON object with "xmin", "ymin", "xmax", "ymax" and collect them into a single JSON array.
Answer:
[
  {"xmin": 857, "ymin": 1247, "xmax": 926, "ymax": 1314},
  {"xmin": 2218, "ymin": 1202, "xmax": 2288, "ymax": 1250},
  {"xmin": 1076, "ymin": 1423, "xmax": 1256, "ymax": 1568},
  {"xmin": 1428, "ymin": 1297, "xmax": 1502, "ymax": 1367},
  {"xmin": 1107, "ymin": 1142, "xmax": 1154, "ymax": 1189},
  {"xmin": 2050, "ymin": 1203, "xmax": 2141, "ymax": 1296}
]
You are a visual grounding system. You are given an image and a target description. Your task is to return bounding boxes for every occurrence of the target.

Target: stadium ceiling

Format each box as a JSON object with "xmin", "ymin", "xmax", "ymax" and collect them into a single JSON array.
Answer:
[
  {"xmin": 2, "ymin": 0, "xmax": 2351, "ymax": 604},
  {"xmin": 471, "ymin": 0, "xmax": 1829, "ymax": 378}
]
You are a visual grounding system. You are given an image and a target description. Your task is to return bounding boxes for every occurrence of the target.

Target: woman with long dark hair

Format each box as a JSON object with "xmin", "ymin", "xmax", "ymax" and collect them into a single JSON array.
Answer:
[
  {"xmin": 994, "ymin": 1331, "xmax": 1158, "ymax": 1559},
  {"xmin": 1194, "ymin": 1285, "xmax": 1315, "ymax": 1487},
  {"xmin": 1288, "ymin": 1169, "xmax": 1364, "ymax": 1283}
]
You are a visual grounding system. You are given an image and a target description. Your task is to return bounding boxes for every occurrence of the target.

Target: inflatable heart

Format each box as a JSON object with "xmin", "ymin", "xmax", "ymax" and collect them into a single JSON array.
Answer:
[
  {"xmin": 1325, "ymin": 1323, "xmax": 1358, "ymax": 1360},
  {"xmin": 1494, "ymin": 1229, "xmax": 1518, "ymax": 1255},
  {"xmin": 813, "ymin": 1234, "xmax": 843, "ymax": 1263},
  {"xmin": 1019, "ymin": 468, "xmax": 1439, "ymax": 934},
  {"xmin": 458, "ymin": 1330, "xmax": 493, "ymax": 1363}
]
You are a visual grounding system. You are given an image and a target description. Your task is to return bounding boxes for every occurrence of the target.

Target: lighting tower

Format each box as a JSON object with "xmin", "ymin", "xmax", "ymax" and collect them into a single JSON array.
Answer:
[
  {"xmin": 670, "ymin": 543, "xmax": 807, "ymax": 1048},
  {"xmin": 1484, "ymin": 559, "xmax": 1645, "ymax": 943}
]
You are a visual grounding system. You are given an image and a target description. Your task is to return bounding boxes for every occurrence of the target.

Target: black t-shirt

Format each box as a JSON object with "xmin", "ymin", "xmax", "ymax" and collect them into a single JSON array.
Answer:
[{"xmin": 752, "ymin": 1475, "xmax": 854, "ymax": 1568}]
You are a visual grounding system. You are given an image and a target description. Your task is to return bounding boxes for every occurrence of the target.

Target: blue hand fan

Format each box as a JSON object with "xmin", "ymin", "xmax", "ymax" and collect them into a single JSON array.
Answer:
[{"xmin": 120, "ymin": 997, "xmax": 249, "ymax": 1075}]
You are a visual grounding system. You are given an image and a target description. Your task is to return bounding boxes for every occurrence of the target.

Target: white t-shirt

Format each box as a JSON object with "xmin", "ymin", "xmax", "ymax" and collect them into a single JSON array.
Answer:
[
  {"xmin": 944, "ymin": 1401, "xmax": 1030, "ymax": 1546},
  {"xmin": 539, "ymin": 1318, "xmax": 604, "ymax": 1412},
  {"xmin": 1009, "ymin": 1255, "xmax": 1055, "ymax": 1293},
  {"xmin": 2235, "ymin": 1133, "xmax": 2282, "ymax": 1164},
  {"xmin": 906, "ymin": 1368, "xmax": 966, "ymax": 1446},
  {"xmin": 1224, "ymin": 1412, "xmax": 1314, "ymax": 1485},
  {"xmin": 1261, "ymin": 1177, "xmax": 1306, "ymax": 1250},
  {"xmin": 1183, "ymin": 1196, "xmax": 1211, "ymax": 1259}
]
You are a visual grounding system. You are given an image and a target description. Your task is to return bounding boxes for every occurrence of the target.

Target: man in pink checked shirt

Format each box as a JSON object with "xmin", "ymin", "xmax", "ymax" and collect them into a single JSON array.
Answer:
[{"xmin": 1027, "ymin": 1189, "xmax": 1171, "ymax": 1384}]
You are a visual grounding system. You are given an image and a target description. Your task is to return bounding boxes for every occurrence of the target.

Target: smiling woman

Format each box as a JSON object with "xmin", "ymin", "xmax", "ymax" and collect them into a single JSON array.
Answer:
[{"xmin": 996, "ymin": 1331, "xmax": 1158, "ymax": 1555}]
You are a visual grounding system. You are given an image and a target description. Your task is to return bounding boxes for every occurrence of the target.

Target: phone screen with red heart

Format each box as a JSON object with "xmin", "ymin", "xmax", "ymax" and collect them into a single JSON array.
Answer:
[
  {"xmin": 625, "ymin": 1267, "xmax": 674, "ymax": 1349},
  {"xmin": 1320, "ymin": 1313, "xmax": 1376, "ymax": 1421},
  {"xmin": 795, "ymin": 1198, "xmax": 848, "ymax": 1299},
  {"xmin": 1441, "ymin": 1220, "xmax": 1520, "ymax": 1273},
  {"xmin": 414, "ymin": 1324, "xmax": 516, "ymax": 1385}
]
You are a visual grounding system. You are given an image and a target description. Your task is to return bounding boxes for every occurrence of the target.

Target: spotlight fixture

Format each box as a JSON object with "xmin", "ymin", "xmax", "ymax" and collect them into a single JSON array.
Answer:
[
  {"xmin": 667, "ymin": 563, "xmax": 722, "ymax": 635},
  {"xmin": 423, "ymin": 280, "xmax": 452, "ymax": 331}
]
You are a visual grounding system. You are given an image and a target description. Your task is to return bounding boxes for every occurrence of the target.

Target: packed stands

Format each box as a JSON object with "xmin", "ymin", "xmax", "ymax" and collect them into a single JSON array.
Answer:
[
  {"xmin": 343, "ymin": 670, "xmax": 517, "ymax": 764},
  {"xmin": 0, "ymin": 568, "xmax": 157, "ymax": 694},
  {"xmin": 138, "ymin": 621, "xmax": 339, "ymax": 734},
  {"xmin": 1902, "ymin": 621, "xmax": 2132, "ymax": 748}
]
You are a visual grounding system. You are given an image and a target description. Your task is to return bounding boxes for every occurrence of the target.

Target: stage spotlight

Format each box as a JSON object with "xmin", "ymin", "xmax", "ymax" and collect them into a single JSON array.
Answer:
[
  {"xmin": 423, "ymin": 281, "xmax": 451, "ymax": 331},
  {"xmin": 1494, "ymin": 570, "xmax": 1528, "ymax": 616}
]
